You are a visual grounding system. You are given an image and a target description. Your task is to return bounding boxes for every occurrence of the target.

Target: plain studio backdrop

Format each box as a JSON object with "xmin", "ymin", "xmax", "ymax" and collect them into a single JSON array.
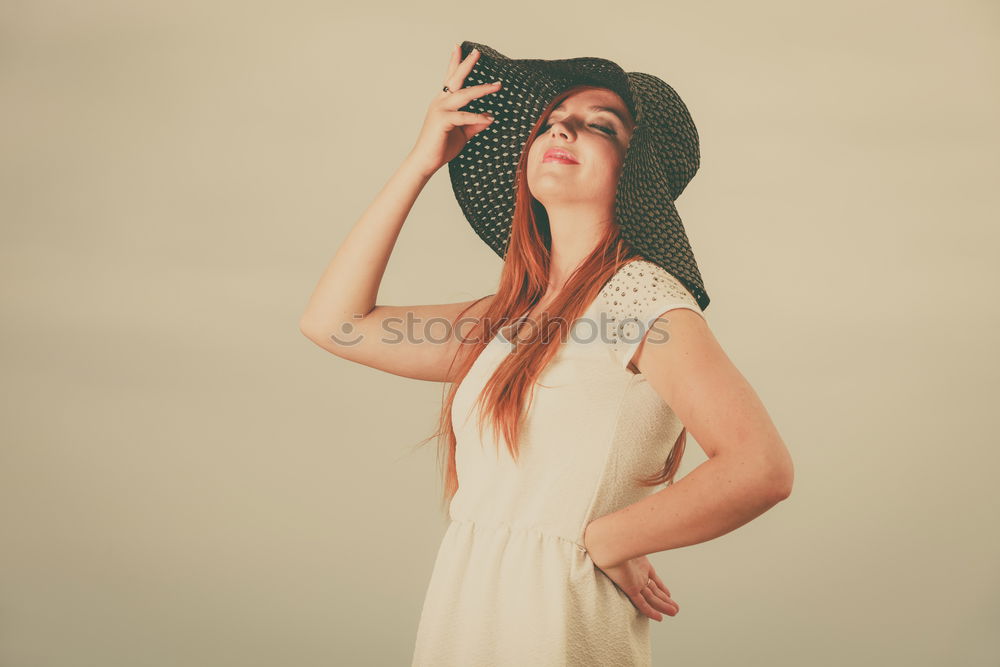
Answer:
[{"xmin": 1, "ymin": 1, "xmax": 997, "ymax": 665}]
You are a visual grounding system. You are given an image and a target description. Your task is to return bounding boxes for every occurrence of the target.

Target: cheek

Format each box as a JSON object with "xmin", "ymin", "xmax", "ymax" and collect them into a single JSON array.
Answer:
[{"xmin": 598, "ymin": 152, "xmax": 624, "ymax": 179}]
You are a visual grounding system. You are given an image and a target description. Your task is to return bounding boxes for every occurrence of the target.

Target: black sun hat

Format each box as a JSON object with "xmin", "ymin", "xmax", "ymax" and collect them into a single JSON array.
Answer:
[{"xmin": 447, "ymin": 40, "xmax": 710, "ymax": 311}]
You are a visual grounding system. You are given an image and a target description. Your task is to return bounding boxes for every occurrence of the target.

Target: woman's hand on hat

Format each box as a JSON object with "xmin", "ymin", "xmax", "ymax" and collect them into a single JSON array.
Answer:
[{"xmin": 406, "ymin": 44, "xmax": 502, "ymax": 178}]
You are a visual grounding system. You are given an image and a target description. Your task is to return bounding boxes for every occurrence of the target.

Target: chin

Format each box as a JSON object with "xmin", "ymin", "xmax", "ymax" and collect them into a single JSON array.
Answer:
[{"xmin": 525, "ymin": 181, "xmax": 565, "ymax": 204}]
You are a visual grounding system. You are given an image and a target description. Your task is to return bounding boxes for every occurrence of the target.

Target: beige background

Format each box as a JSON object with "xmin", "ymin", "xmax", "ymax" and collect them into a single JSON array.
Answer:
[{"xmin": 2, "ymin": 1, "xmax": 998, "ymax": 665}]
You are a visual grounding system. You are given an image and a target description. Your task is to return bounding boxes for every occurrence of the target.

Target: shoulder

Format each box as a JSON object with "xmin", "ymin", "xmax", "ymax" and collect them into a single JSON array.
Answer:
[
  {"xmin": 597, "ymin": 259, "xmax": 702, "ymax": 321},
  {"xmin": 595, "ymin": 259, "xmax": 706, "ymax": 371}
]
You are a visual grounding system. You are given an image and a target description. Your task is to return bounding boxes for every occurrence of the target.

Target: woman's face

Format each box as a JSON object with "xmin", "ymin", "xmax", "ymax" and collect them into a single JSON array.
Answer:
[{"xmin": 525, "ymin": 88, "xmax": 636, "ymax": 210}]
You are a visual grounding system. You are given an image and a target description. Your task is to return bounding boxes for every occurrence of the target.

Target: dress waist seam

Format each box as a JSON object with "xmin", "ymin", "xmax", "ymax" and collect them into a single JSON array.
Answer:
[{"xmin": 449, "ymin": 517, "xmax": 588, "ymax": 553}]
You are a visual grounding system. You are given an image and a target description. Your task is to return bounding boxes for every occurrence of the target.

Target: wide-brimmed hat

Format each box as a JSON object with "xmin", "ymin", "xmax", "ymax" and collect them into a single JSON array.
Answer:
[{"xmin": 447, "ymin": 40, "xmax": 710, "ymax": 310}]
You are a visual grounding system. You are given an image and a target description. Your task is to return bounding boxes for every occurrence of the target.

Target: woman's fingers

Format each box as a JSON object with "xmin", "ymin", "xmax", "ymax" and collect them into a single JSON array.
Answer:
[
  {"xmin": 445, "ymin": 110, "xmax": 495, "ymax": 127},
  {"xmin": 643, "ymin": 585, "xmax": 679, "ymax": 618},
  {"xmin": 649, "ymin": 570, "xmax": 676, "ymax": 608},
  {"xmin": 632, "ymin": 592, "xmax": 664, "ymax": 622},
  {"xmin": 442, "ymin": 45, "xmax": 481, "ymax": 93},
  {"xmin": 640, "ymin": 566, "xmax": 678, "ymax": 620},
  {"xmin": 445, "ymin": 43, "xmax": 461, "ymax": 78},
  {"xmin": 409, "ymin": 45, "xmax": 495, "ymax": 176},
  {"xmin": 440, "ymin": 81, "xmax": 501, "ymax": 111},
  {"xmin": 645, "ymin": 580, "xmax": 673, "ymax": 607},
  {"xmin": 440, "ymin": 45, "xmax": 500, "ymax": 114}
]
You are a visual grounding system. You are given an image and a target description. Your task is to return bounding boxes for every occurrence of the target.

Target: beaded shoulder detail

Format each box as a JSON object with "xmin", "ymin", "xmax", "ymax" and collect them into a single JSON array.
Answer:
[{"xmin": 596, "ymin": 259, "xmax": 703, "ymax": 367}]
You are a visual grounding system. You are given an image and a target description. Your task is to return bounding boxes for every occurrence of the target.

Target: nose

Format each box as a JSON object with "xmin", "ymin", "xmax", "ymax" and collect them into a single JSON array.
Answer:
[{"xmin": 546, "ymin": 118, "xmax": 575, "ymax": 140}]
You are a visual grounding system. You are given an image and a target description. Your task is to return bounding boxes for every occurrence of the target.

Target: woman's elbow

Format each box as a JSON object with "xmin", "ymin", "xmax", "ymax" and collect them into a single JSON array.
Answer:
[{"xmin": 766, "ymin": 455, "xmax": 795, "ymax": 501}]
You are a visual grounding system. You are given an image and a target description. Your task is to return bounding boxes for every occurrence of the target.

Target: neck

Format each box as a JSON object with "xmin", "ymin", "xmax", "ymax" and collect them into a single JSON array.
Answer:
[{"xmin": 543, "ymin": 205, "xmax": 614, "ymax": 292}]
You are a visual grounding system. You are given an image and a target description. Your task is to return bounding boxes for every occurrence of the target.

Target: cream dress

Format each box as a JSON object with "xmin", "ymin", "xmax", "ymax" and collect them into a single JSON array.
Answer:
[{"xmin": 411, "ymin": 259, "xmax": 706, "ymax": 667}]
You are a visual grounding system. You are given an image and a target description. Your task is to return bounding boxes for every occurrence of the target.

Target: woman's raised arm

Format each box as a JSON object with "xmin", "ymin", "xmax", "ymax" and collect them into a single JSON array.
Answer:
[{"xmin": 299, "ymin": 45, "xmax": 501, "ymax": 382}]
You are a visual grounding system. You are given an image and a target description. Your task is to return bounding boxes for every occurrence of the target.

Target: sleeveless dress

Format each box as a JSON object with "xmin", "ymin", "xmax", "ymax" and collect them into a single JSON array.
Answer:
[{"xmin": 411, "ymin": 259, "xmax": 707, "ymax": 667}]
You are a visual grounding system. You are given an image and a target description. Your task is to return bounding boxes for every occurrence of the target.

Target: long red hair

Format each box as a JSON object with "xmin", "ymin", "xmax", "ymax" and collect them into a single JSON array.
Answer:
[{"xmin": 414, "ymin": 85, "xmax": 688, "ymax": 516}]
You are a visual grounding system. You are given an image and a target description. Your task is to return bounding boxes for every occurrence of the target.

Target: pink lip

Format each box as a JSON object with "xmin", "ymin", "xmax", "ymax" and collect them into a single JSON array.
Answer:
[{"xmin": 543, "ymin": 148, "xmax": 579, "ymax": 164}]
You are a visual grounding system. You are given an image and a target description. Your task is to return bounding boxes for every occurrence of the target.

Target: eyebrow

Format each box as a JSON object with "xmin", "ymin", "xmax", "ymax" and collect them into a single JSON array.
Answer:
[{"xmin": 550, "ymin": 104, "xmax": 631, "ymax": 129}]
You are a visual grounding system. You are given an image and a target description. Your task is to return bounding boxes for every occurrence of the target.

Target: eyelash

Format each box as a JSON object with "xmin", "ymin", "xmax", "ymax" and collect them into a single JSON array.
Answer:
[{"xmin": 537, "ymin": 121, "xmax": 616, "ymax": 136}]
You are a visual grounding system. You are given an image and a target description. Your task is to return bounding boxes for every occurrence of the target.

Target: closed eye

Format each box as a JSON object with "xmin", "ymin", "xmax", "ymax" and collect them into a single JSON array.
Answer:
[{"xmin": 537, "ymin": 122, "xmax": 616, "ymax": 136}]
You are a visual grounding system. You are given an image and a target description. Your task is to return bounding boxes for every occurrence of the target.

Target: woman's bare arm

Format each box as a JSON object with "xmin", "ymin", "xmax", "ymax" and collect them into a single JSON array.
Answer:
[
  {"xmin": 298, "ymin": 153, "xmax": 431, "ymax": 335},
  {"xmin": 299, "ymin": 44, "xmax": 501, "ymax": 383},
  {"xmin": 584, "ymin": 309, "xmax": 794, "ymax": 568},
  {"xmin": 301, "ymin": 289, "xmax": 497, "ymax": 383}
]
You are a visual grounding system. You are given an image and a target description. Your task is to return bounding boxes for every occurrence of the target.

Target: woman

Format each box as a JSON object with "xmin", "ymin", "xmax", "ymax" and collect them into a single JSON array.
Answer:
[{"xmin": 300, "ymin": 41, "xmax": 794, "ymax": 667}]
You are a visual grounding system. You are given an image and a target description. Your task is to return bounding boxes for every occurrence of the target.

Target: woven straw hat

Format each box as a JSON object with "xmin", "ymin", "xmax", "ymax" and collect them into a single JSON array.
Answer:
[{"xmin": 447, "ymin": 40, "xmax": 710, "ymax": 311}]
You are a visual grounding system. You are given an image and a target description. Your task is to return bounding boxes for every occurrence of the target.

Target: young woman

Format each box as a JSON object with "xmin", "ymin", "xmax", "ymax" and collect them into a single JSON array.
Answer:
[{"xmin": 300, "ymin": 41, "xmax": 794, "ymax": 667}]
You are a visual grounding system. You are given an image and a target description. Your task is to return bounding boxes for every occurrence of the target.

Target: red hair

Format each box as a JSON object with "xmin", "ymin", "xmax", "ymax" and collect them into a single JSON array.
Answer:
[{"xmin": 413, "ymin": 85, "xmax": 688, "ymax": 516}]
